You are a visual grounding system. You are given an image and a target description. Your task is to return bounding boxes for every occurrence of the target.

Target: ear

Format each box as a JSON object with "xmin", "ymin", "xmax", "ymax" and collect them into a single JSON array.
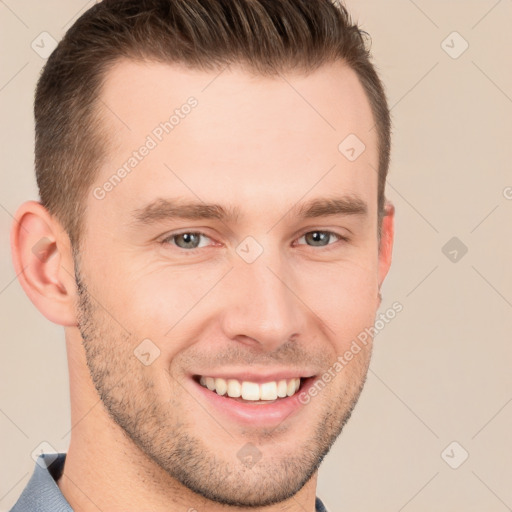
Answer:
[
  {"xmin": 377, "ymin": 200, "xmax": 395, "ymax": 297},
  {"xmin": 10, "ymin": 201, "xmax": 78, "ymax": 326}
]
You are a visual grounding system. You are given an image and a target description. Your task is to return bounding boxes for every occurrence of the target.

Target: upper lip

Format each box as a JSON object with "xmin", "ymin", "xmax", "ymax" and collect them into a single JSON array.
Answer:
[{"xmin": 192, "ymin": 369, "xmax": 316, "ymax": 383}]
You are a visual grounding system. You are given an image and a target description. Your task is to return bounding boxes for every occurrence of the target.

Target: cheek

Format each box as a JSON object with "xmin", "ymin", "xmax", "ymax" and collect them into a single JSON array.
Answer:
[
  {"xmin": 119, "ymin": 265, "xmax": 224, "ymax": 330},
  {"xmin": 296, "ymin": 260, "xmax": 379, "ymax": 341},
  {"xmin": 84, "ymin": 254, "xmax": 191, "ymax": 327},
  {"xmin": 90, "ymin": 264, "xmax": 229, "ymax": 367}
]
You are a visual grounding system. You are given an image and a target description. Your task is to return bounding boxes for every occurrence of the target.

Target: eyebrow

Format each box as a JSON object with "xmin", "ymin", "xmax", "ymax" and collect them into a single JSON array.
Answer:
[
  {"xmin": 131, "ymin": 198, "xmax": 241, "ymax": 225},
  {"xmin": 295, "ymin": 195, "xmax": 367, "ymax": 219},
  {"xmin": 130, "ymin": 195, "xmax": 368, "ymax": 225}
]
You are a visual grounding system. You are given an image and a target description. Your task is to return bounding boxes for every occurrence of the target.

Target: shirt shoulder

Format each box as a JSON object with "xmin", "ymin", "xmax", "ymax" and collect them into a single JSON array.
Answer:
[
  {"xmin": 315, "ymin": 496, "xmax": 329, "ymax": 512},
  {"xmin": 9, "ymin": 453, "xmax": 73, "ymax": 512}
]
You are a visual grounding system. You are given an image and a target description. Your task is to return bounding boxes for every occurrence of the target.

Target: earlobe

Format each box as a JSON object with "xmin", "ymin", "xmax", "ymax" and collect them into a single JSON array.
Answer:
[
  {"xmin": 377, "ymin": 200, "xmax": 395, "ymax": 291},
  {"xmin": 10, "ymin": 201, "xmax": 78, "ymax": 326}
]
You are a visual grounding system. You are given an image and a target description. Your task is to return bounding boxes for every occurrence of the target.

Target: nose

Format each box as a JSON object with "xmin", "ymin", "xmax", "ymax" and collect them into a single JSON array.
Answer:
[{"xmin": 219, "ymin": 248, "xmax": 306, "ymax": 352}]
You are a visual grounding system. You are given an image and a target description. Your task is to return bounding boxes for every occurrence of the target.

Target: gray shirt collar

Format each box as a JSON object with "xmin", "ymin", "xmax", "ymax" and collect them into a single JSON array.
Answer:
[{"xmin": 10, "ymin": 454, "xmax": 72, "ymax": 512}]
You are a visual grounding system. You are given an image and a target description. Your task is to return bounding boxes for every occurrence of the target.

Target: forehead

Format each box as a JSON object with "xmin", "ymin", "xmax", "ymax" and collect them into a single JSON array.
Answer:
[{"xmin": 91, "ymin": 59, "xmax": 378, "ymax": 222}]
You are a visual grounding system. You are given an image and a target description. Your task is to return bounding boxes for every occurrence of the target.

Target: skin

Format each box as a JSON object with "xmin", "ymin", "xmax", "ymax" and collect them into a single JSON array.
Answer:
[{"xmin": 11, "ymin": 59, "xmax": 394, "ymax": 512}]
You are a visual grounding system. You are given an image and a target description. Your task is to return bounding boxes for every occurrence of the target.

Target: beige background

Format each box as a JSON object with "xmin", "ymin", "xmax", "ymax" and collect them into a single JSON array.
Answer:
[{"xmin": 1, "ymin": 1, "xmax": 511, "ymax": 511}]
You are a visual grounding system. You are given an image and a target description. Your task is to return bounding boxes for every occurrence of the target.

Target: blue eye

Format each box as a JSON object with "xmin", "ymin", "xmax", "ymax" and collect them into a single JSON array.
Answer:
[
  {"xmin": 296, "ymin": 231, "xmax": 344, "ymax": 247},
  {"xmin": 161, "ymin": 229, "xmax": 347, "ymax": 252},
  {"xmin": 164, "ymin": 232, "xmax": 212, "ymax": 250}
]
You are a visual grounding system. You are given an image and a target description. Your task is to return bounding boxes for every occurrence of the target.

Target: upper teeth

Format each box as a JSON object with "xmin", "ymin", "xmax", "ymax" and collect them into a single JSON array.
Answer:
[{"xmin": 199, "ymin": 376, "xmax": 301, "ymax": 401}]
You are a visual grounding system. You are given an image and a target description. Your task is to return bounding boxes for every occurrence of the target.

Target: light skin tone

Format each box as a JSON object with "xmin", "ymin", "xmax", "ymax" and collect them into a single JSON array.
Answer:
[{"xmin": 11, "ymin": 59, "xmax": 394, "ymax": 512}]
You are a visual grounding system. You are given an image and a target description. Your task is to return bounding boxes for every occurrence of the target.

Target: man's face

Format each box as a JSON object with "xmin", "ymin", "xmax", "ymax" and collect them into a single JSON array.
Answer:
[{"xmin": 75, "ymin": 59, "xmax": 390, "ymax": 506}]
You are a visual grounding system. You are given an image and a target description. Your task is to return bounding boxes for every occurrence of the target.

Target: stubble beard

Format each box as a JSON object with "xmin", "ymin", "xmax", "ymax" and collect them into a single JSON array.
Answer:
[{"xmin": 73, "ymin": 255, "xmax": 371, "ymax": 507}]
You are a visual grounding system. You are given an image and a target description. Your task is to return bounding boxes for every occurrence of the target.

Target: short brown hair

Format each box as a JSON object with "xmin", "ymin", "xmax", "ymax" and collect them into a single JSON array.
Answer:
[{"xmin": 35, "ymin": 0, "xmax": 390, "ymax": 246}]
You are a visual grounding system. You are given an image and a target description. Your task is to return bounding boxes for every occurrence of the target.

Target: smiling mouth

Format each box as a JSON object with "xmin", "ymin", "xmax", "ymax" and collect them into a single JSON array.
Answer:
[{"xmin": 194, "ymin": 375, "xmax": 305, "ymax": 403}]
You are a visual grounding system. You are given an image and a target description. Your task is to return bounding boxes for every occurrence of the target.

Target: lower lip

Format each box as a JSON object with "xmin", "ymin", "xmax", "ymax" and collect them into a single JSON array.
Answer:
[{"xmin": 191, "ymin": 377, "xmax": 316, "ymax": 427}]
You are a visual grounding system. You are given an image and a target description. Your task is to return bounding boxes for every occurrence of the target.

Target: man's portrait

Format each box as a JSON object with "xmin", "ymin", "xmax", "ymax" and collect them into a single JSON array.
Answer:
[{"xmin": 1, "ymin": 1, "xmax": 510, "ymax": 511}]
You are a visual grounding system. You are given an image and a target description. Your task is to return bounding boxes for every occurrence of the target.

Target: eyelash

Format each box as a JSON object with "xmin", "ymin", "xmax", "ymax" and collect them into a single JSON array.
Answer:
[{"xmin": 160, "ymin": 230, "xmax": 349, "ymax": 253}]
